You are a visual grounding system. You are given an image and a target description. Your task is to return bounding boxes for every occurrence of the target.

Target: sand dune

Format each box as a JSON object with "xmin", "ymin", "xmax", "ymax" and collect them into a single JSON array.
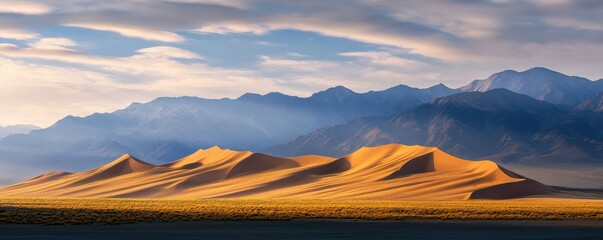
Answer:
[{"xmin": 0, "ymin": 144, "xmax": 554, "ymax": 199}]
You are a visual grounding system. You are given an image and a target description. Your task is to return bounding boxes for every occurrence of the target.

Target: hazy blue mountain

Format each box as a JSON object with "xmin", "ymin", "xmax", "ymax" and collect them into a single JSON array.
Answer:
[
  {"xmin": 569, "ymin": 91, "xmax": 603, "ymax": 138},
  {"xmin": 268, "ymin": 89, "xmax": 603, "ymax": 165},
  {"xmin": 575, "ymin": 91, "xmax": 603, "ymax": 112},
  {"xmin": 0, "ymin": 84, "xmax": 459, "ymax": 177},
  {"xmin": 595, "ymin": 79, "xmax": 603, "ymax": 90},
  {"xmin": 0, "ymin": 125, "xmax": 39, "ymax": 139},
  {"xmin": 461, "ymin": 67, "xmax": 603, "ymax": 105}
]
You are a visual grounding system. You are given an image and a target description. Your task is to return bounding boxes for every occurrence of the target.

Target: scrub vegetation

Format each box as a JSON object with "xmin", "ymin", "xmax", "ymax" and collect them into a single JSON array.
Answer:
[{"xmin": 1, "ymin": 198, "xmax": 602, "ymax": 225}]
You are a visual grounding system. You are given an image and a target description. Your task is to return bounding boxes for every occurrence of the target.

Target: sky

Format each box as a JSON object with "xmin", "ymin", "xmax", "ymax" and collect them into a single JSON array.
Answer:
[{"xmin": 1, "ymin": 0, "xmax": 603, "ymax": 127}]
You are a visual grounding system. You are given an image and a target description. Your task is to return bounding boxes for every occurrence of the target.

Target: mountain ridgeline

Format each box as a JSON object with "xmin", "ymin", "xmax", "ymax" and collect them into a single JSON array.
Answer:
[
  {"xmin": 461, "ymin": 67, "xmax": 602, "ymax": 105},
  {"xmin": 0, "ymin": 67, "xmax": 602, "ymax": 185},
  {"xmin": 0, "ymin": 84, "xmax": 459, "ymax": 173},
  {"xmin": 0, "ymin": 125, "xmax": 39, "ymax": 140}
]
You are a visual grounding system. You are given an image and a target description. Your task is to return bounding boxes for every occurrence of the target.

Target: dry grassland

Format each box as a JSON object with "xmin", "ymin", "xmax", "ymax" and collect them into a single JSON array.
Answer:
[{"xmin": 0, "ymin": 197, "xmax": 602, "ymax": 224}]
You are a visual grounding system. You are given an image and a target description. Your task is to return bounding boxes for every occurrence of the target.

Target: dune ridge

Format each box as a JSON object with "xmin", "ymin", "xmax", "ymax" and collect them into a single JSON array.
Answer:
[{"xmin": 0, "ymin": 144, "xmax": 553, "ymax": 200}]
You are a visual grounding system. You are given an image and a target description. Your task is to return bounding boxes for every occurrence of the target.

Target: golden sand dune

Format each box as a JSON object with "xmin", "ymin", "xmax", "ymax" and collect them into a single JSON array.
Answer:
[{"xmin": 0, "ymin": 144, "xmax": 554, "ymax": 200}]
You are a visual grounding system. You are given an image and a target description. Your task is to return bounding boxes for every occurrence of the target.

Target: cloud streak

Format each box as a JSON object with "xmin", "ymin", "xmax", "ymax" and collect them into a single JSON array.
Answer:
[
  {"xmin": 0, "ymin": 1, "xmax": 51, "ymax": 15},
  {"xmin": 64, "ymin": 23, "xmax": 186, "ymax": 42}
]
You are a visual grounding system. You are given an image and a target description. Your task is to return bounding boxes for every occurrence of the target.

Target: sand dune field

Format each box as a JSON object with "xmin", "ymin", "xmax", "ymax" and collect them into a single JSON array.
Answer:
[{"xmin": 0, "ymin": 144, "xmax": 553, "ymax": 200}]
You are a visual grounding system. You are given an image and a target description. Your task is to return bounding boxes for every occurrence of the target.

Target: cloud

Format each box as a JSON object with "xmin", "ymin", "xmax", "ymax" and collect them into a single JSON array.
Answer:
[
  {"xmin": 2, "ymin": 0, "xmax": 603, "ymax": 62},
  {"xmin": 64, "ymin": 23, "xmax": 185, "ymax": 42},
  {"xmin": 0, "ymin": 44, "xmax": 289, "ymax": 126},
  {"xmin": 11, "ymin": 0, "xmax": 601, "ymax": 61},
  {"xmin": 0, "ymin": 1, "xmax": 51, "ymax": 15},
  {"xmin": 259, "ymin": 55, "xmax": 334, "ymax": 72},
  {"xmin": 545, "ymin": 17, "xmax": 603, "ymax": 31},
  {"xmin": 28, "ymin": 38, "xmax": 78, "ymax": 50},
  {"xmin": 0, "ymin": 40, "xmax": 451, "ymax": 126},
  {"xmin": 340, "ymin": 51, "xmax": 417, "ymax": 67},
  {"xmin": 135, "ymin": 46, "xmax": 202, "ymax": 59},
  {"xmin": 162, "ymin": 0, "xmax": 250, "ymax": 9},
  {"xmin": 0, "ymin": 56, "xmax": 118, "ymax": 127},
  {"xmin": 194, "ymin": 23, "xmax": 269, "ymax": 35},
  {"xmin": 193, "ymin": 14, "xmax": 463, "ymax": 60},
  {"xmin": 0, "ymin": 29, "xmax": 39, "ymax": 40},
  {"xmin": 257, "ymin": 53, "xmax": 443, "ymax": 93}
]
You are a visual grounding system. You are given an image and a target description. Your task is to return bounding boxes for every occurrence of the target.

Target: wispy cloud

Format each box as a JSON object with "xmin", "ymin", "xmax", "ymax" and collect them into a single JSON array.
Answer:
[
  {"xmin": 0, "ymin": 29, "xmax": 39, "ymax": 40},
  {"xmin": 340, "ymin": 51, "xmax": 418, "ymax": 67},
  {"xmin": 0, "ymin": 1, "xmax": 51, "ymax": 15},
  {"xmin": 0, "ymin": 43, "xmax": 288, "ymax": 126},
  {"xmin": 64, "ymin": 23, "xmax": 185, "ymax": 42},
  {"xmin": 28, "ymin": 38, "xmax": 78, "ymax": 50}
]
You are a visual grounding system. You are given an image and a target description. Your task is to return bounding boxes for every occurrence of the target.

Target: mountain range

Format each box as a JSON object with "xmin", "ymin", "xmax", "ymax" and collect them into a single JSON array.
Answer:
[
  {"xmin": 0, "ymin": 84, "xmax": 458, "ymax": 172},
  {"xmin": 0, "ymin": 144, "xmax": 553, "ymax": 200},
  {"xmin": 267, "ymin": 89, "xmax": 603, "ymax": 165},
  {"xmin": 0, "ymin": 67, "xmax": 602, "ymax": 186}
]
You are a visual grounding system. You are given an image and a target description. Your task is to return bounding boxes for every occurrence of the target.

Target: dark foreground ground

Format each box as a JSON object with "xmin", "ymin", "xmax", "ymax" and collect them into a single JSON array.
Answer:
[{"xmin": 1, "ymin": 220, "xmax": 602, "ymax": 240}]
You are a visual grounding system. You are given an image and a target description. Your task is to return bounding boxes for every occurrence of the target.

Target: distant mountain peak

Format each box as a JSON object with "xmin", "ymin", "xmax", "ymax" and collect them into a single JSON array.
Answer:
[
  {"xmin": 312, "ymin": 86, "xmax": 355, "ymax": 96},
  {"xmin": 330, "ymin": 85, "xmax": 353, "ymax": 91},
  {"xmin": 461, "ymin": 67, "xmax": 600, "ymax": 105},
  {"xmin": 524, "ymin": 66, "xmax": 555, "ymax": 73},
  {"xmin": 237, "ymin": 91, "xmax": 296, "ymax": 103},
  {"xmin": 151, "ymin": 96, "xmax": 201, "ymax": 103},
  {"xmin": 426, "ymin": 83, "xmax": 454, "ymax": 91},
  {"xmin": 433, "ymin": 88, "xmax": 537, "ymax": 108},
  {"xmin": 237, "ymin": 92, "xmax": 261, "ymax": 99},
  {"xmin": 310, "ymin": 85, "xmax": 357, "ymax": 103},
  {"xmin": 430, "ymin": 83, "xmax": 447, "ymax": 88},
  {"xmin": 489, "ymin": 67, "xmax": 563, "ymax": 78},
  {"xmin": 487, "ymin": 67, "xmax": 566, "ymax": 80},
  {"xmin": 385, "ymin": 84, "xmax": 415, "ymax": 91},
  {"xmin": 265, "ymin": 92, "xmax": 287, "ymax": 97},
  {"xmin": 496, "ymin": 69, "xmax": 519, "ymax": 75}
]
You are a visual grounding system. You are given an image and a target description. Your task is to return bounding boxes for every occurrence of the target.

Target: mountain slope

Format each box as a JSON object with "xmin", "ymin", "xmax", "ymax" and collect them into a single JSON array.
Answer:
[
  {"xmin": 565, "ymin": 91, "xmax": 603, "ymax": 140},
  {"xmin": 0, "ymin": 124, "xmax": 39, "ymax": 139},
  {"xmin": 0, "ymin": 144, "xmax": 553, "ymax": 200},
  {"xmin": 575, "ymin": 91, "xmax": 603, "ymax": 112},
  {"xmin": 268, "ymin": 89, "xmax": 603, "ymax": 164},
  {"xmin": 461, "ymin": 67, "xmax": 603, "ymax": 105},
  {"xmin": 0, "ymin": 84, "xmax": 458, "ymax": 176},
  {"xmin": 595, "ymin": 79, "xmax": 603, "ymax": 90}
]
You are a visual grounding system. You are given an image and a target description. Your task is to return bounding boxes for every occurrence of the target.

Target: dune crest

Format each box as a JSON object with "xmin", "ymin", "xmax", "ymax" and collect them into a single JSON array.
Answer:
[{"xmin": 0, "ymin": 144, "xmax": 553, "ymax": 199}]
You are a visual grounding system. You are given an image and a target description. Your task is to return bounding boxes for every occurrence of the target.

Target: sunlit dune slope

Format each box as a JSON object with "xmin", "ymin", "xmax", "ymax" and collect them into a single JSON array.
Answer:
[{"xmin": 0, "ymin": 144, "xmax": 554, "ymax": 200}]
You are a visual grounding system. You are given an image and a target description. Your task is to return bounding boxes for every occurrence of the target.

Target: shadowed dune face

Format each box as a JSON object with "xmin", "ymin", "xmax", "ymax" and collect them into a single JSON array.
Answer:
[
  {"xmin": 225, "ymin": 153, "xmax": 300, "ymax": 178},
  {"xmin": 0, "ymin": 144, "xmax": 553, "ymax": 200},
  {"xmin": 470, "ymin": 179, "xmax": 554, "ymax": 199},
  {"xmin": 383, "ymin": 152, "xmax": 435, "ymax": 179}
]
